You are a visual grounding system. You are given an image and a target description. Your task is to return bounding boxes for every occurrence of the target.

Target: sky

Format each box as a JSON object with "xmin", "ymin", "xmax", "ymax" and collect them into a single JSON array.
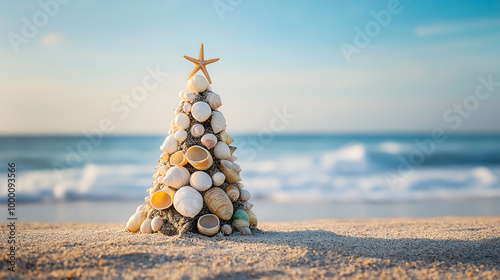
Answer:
[{"xmin": 1, "ymin": 0, "xmax": 499, "ymax": 135}]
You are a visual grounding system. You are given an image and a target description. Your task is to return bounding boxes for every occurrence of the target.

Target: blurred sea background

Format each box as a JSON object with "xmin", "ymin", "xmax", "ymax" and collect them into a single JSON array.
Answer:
[{"xmin": 2, "ymin": 134, "xmax": 499, "ymax": 223}]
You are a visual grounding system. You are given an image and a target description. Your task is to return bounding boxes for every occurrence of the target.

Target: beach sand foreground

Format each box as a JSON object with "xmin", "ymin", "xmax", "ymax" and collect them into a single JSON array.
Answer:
[{"xmin": 1, "ymin": 217, "xmax": 499, "ymax": 279}]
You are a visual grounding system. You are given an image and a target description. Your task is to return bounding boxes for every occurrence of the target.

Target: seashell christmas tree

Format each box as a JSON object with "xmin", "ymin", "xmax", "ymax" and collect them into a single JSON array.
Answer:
[{"xmin": 124, "ymin": 44, "xmax": 257, "ymax": 237}]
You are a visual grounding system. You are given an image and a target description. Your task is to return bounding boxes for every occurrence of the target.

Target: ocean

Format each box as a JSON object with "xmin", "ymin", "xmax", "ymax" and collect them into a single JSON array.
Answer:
[{"xmin": 1, "ymin": 134, "xmax": 499, "ymax": 223}]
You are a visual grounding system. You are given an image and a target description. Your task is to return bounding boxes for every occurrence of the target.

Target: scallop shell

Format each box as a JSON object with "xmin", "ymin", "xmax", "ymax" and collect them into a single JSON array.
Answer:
[
  {"xmin": 225, "ymin": 185, "xmax": 239, "ymax": 202},
  {"xmin": 191, "ymin": 102, "xmax": 212, "ymax": 122},
  {"xmin": 187, "ymin": 75, "xmax": 209, "ymax": 93},
  {"xmin": 169, "ymin": 151, "xmax": 188, "ymax": 166},
  {"xmin": 197, "ymin": 214, "xmax": 220, "ymax": 237},
  {"xmin": 190, "ymin": 124, "xmax": 205, "ymax": 137},
  {"xmin": 206, "ymin": 91, "xmax": 222, "ymax": 109},
  {"xmin": 212, "ymin": 172, "xmax": 225, "ymax": 186},
  {"xmin": 245, "ymin": 209, "xmax": 258, "ymax": 227},
  {"xmin": 175, "ymin": 113, "xmax": 190, "ymax": 130},
  {"xmin": 160, "ymin": 135, "xmax": 178, "ymax": 153},
  {"xmin": 140, "ymin": 218, "xmax": 153, "ymax": 234},
  {"xmin": 242, "ymin": 201, "xmax": 253, "ymax": 210},
  {"xmin": 240, "ymin": 189, "xmax": 251, "ymax": 201},
  {"xmin": 219, "ymin": 131, "xmax": 234, "ymax": 145},
  {"xmin": 221, "ymin": 224, "xmax": 232, "ymax": 236},
  {"xmin": 204, "ymin": 187, "xmax": 234, "ymax": 220},
  {"xmin": 184, "ymin": 91, "xmax": 196, "ymax": 102},
  {"xmin": 235, "ymin": 182, "xmax": 244, "ymax": 190},
  {"xmin": 126, "ymin": 209, "xmax": 147, "ymax": 233},
  {"xmin": 162, "ymin": 166, "xmax": 190, "ymax": 189},
  {"xmin": 175, "ymin": 130, "xmax": 187, "ymax": 142},
  {"xmin": 183, "ymin": 103, "xmax": 192, "ymax": 113},
  {"xmin": 186, "ymin": 145, "xmax": 213, "ymax": 170},
  {"xmin": 214, "ymin": 142, "xmax": 231, "ymax": 159},
  {"xmin": 150, "ymin": 188, "xmax": 176, "ymax": 210},
  {"xmin": 158, "ymin": 165, "xmax": 167, "ymax": 176},
  {"xmin": 190, "ymin": 171, "xmax": 212, "ymax": 192},
  {"xmin": 219, "ymin": 160, "xmax": 242, "ymax": 183},
  {"xmin": 173, "ymin": 186, "xmax": 203, "ymax": 218},
  {"xmin": 201, "ymin": 133, "xmax": 217, "ymax": 149},
  {"xmin": 211, "ymin": 111, "xmax": 226, "ymax": 134},
  {"xmin": 151, "ymin": 216, "xmax": 164, "ymax": 232},
  {"xmin": 239, "ymin": 227, "xmax": 251, "ymax": 235}
]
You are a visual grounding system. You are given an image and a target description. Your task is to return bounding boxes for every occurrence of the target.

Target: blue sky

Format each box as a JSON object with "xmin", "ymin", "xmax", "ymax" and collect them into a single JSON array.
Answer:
[{"xmin": 1, "ymin": 0, "xmax": 499, "ymax": 134}]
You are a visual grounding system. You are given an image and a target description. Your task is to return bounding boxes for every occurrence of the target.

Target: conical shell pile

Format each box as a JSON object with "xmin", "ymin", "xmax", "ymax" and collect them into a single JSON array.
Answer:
[{"xmin": 125, "ymin": 75, "xmax": 257, "ymax": 236}]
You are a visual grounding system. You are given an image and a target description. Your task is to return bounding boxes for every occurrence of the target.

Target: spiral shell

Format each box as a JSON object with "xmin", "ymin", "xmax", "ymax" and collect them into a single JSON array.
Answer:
[
  {"xmin": 187, "ymin": 75, "xmax": 209, "ymax": 93},
  {"xmin": 156, "ymin": 175, "xmax": 164, "ymax": 184},
  {"xmin": 190, "ymin": 124, "xmax": 205, "ymax": 137},
  {"xmin": 175, "ymin": 130, "xmax": 187, "ymax": 142},
  {"xmin": 239, "ymin": 227, "xmax": 251, "ymax": 235},
  {"xmin": 214, "ymin": 142, "xmax": 231, "ymax": 159},
  {"xmin": 158, "ymin": 165, "xmax": 167, "ymax": 176},
  {"xmin": 221, "ymin": 224, "xmax": 232, "ymax": 236},
  {"xmin": 151, "ymin": 216, "xmax": 164, "ymax": 232},
  {"xmin": 235, "ymin": 182, "xmax": 244, "ymax": 190},
  {"xmin": 240, "ymin": 189, "xmax": 251, "ymax": 201},
  {"xmin": 232, "ymin": 220, "xmax": 250, "ymax": 230},
  {"xmin": 225, "ymin": 185, "xmax": 239, "ymax": 202},
  {"xmin": 190, "ymin": 171, "xmax": 212, "ymax": 192},
  {"xmin": 191, "ymin": 102, "xmax": 212, "ymax": 122},
  {"xmin": 205, "ymin": 91, "xmax": 222, "ymax": 110},
  {"xmin": 150, "ymin": 188, "xmax": 176, "ymax": 210},
  {"xmin": 204, "ymin": 187, "xmax": 234, "ymax": 220},
  {"xmin": 186, "ymin": 145, "xmax": 213, "ymax": 170},
  {"xmin": 197, "ymin": 214, "xmax": 220, "ymax": 237},
  {"xmin": 242, "ymin": 201, "xmax": 253, "ymax": 210},
  {"xmin": 173, "ymin": 186, "xmax": 203, "ymax": 218},
  {"xmin": 159, "ymin": 135, "xmax": 178, "ymax": 153},
  {"xmin": 245, "ymin": 209, "xmax": 258, "ymax": 227},
  {"xmin": 183, "ymin": 103, "xmax": 192, "ymax": 114},
  {"xmin": 175, "ymin": 113, "xmax": 190, "ymax": 130},
  {"xmin": 211, "ymin": 111, "xmax": 226, "ymax": 134},
  {"xmin": 219, "ymin": 160, "xmax": 242, "ymax": 183},
  {"xmin": 160, "ymin": 153, "xmax": 169, "ymax": 162},
  {"xmin": 169, "ymin": 151, "xmax": 188, "ymax": 166},
  {"xmin": 201, "ymin": 133, "xmax": 218, "ymax": 149},
  {"xmin": 219, "ymin": 131, "xmax": 234, "ymax": 145},
  {"xmin": 212, "ymin": 172, "xmax": 225, "ymax": 186},
  {"xmin": 227, "ymin": 156, "xmax": 237, "ymax": 163},
  {"xmin": 126, "ymin": 208, "xmax": 147, "ymax": 233},
  {"xmin": 162, "ymin": 166, "xmax": 190, "ymax": 189}
]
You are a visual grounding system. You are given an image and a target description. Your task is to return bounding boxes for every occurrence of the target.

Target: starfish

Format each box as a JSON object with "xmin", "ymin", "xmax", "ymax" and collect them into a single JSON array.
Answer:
[{"xmin": 183, "ymin": 43, "xmax": 219, "ymax": 84}]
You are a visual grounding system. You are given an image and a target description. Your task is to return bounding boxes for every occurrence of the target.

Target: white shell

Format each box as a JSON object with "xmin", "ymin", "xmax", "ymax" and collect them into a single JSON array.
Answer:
[
  {"xmin": 175, "ymin": 130, "xmax": 188, "ymax": 142},
  {"xmin": 140, "ymin": 218, "xmax": 153, "ymax": 234},
  {"xmin": 126, "ymin": 209, "xmax": 147, "ymax": 233},
  {"xmin": 212, "ymin": 172, "xmax": 225, "ymax": 186},
  {"xmin": 183, "ymin": 103, "xmax": 192, "ymax": 113},
  {"xmin": 160, "ymin": 135, "xmax": 178, "ymax": 153},
  {"xmin": 191, "ymin": 102, "xmax": 212, "ymax": 122},
  {"xmin": 175, "ymin": 113, "xmax": 190, "ymax": 130},
  {"xmin": 242, "ymin": 201, "xmax": 253, "ymax": 210},
  {"xmin": 214, "ymin": 142, "xmax": 231, "ymax": 159},
  {"xmin": 219, "ymin": 131, "xmax": 234, "ymax": 145},
  {"xmin": 190, "ymin": 124, "xmax": 205, "ymax": 137},
  {"xmin": 184, "ymin": 91, "xmax": 196, "ymax": 102},
  {"xmin": 186, "ymin": 145, "xmax": 213, "ymax": 170},
  {"xmin": 179, "ymin": 89, "xmax": 188, "ymax": 101},
  {"xmin": 160, "ymin": 153, "xmax": 169, "ymax": 161},
  {"xmin": 219, "ymin": 160, "xmax": 242, "ymax": 183},
  {"xmin": 136, "ymin": 205, "xmax": 145, "ymax": 213},
  {"xmin": 205, "ymin": 91, "xmax": 222, "ymax": 110},
  {"xmin": 240, "ymin": 189, "xmax": 251, "ymax": 201},
  {"xmin": 156, "ymin": 176, "xmax": 164, "ymax": 184},
  {"xmin": 162, "ymin": 166, "xmax": 190, "ymax": 189},
  {"xmin": 151, "ymin": 216, "xmax": 164, "ymax": 232},
  {"xmin": 211, "ymin": 111, "xmax": 226, "ymax": 133},
  {"xmin": 173, "ymin": 186, "xmax": 203, "ymax": 218},
  {"xmin": 201, "ymin": 133, "xmax": 218, "ymax": 149},
  {"xmin": 221, "ymin": 224, "xmax": 232, "ymax": 235},
  {"xmin": 158, "ymin": 165, "xmax": 167, "ymax": 176},
  {"xmin": 174, "ymin": 106, "xmax": 182, "ymax": 115},
  {"xmin": 168, "ymin": 128, "xmax": 174, "ymax": 135},
  {"xmin": 187, "ymin": 75, "xmax": 209, "ymax": 93},
  {"xmin": 170, "ymin": 119, "xmax": 177, "ymax": 130},
  {"xmin": 227, "ymin": 156, "xmax": 237, "ymax": 163},
  {"xmin": 190, "ymin": 171, "xmax": 212, "ymax": 192}
]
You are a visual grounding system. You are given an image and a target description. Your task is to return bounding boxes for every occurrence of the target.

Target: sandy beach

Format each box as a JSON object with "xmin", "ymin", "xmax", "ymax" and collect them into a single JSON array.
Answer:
[{"xmin": 1, "ymin": 217, "xmax": 499, "ymax": 279}]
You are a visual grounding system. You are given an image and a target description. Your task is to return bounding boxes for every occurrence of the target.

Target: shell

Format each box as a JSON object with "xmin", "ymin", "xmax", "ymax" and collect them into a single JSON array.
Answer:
[
  {"xmin": 169, "ymin": 151, "xmax": 188, "ymax": 166},
  {"xmin": 242, "ymin": 201, "xmax": 253, "ymax": 210},
  {"xmin": 197, "ymin": 214, "xmax": 220, "ymax": 237},
  {"xmin": 126, "ymin": 209, "xmax": 147, "ymax": 233},
  {"xmin": 150, "ymin": 188, "xmax": 176, "ymax": 210},
  {"xmin": 179, "ymin": 100, "xmax": 184, "ymax": 106},
  {"xmin": 136, "ymin": 205, "xmax": 145, "ymax": 213},
  {"xmin": 160, "ymin": 153, "xmax": 169, "ymax": 161},
  {"xmin": 203, "ymin": 187, "xmax": 234, "ymax": 220},
  {"xmin": 186, "ymin": 145, "xmax": 213, "ymax": 170},
  {"xmin": 219, "ymin": 131, "xmax": 234, "ymax": 145},
  {"xmin": 144, "ymin": 196, "xmax": 152, "ymax": 207},
  {"xmin": 211, "ymin": 111, "xmax": 226, "ymax": 133},
  {"xmin": 174, "ymin": 106, "xmax": 182, "ymax": 116},
  {"xmin": 227, "ymin": 156, "xmax": 237, "ymax": 163},
  {"xmin": 162, "ymin": 166, "xmax": 190, "ymax": 189},
  {"xmin": 235, "ymin": 182, "xmax": 244, "ymax": 190},
  {"xmin": 239, "ymin": 227, "xmax": 251, "ymax": 235},
  {"xmin": 190, "ymin": 124, "xmax": 205, "ymax": 137},
  {"xmin": 233, "ymin": 163, "xmax": 242, "ymax": 172},
  {"xmin": 168, "ymin": 128, "xmax": 174, "ymax": 135},
  {"xmin": 151, "ymin": 216, "xmax": 164, "ymax": 232},
  {"xmin": 221, "ymin": 224, "xmax": 232, "ymax": 236},
  {"xmin": 229, "ymin": 146, "xmax": 237, "ymax": 156},
  {"xmin": 225, "ymin": 185, "xmax": 239, "ymax": 202},
  {"xmin": 245, "ymin": 209, "xmax": 258, "ymax": 227},
  {"xmin": 173, "ymin": 186, "xmax": 203, "ymax": 218},
  {"xmin": 219, "ymin": 160, "xmax": 242, "ymax": 183},
  {"xmin": 187, "ymin": 75, "xmax": 209, "ymax": 93},
  {"xmin": 240, "ymin": 189, "xmax": 251, "ymax": 201},
  {"xmin": 175, "ymin": 130, "xmax": 188, "ymax": 142},
  {"xmin": 232, "ymin": 219, "xmax": 250, "ymax": 230},
  {"xmin": 212, "ymin": 172, "xmax": 225, "ymax": 186},
  {"xmin": 232, "ymin": 209, "xmax": 250, "ymax": 229},
  {"xmin": 214, "ymin": 142, "xmax": 231, "ymax": 159},
  {"xmin": 184, "ymin": 91, "xmax": 196, "ymax": 102},
  {"xmin": 201, "ymin": 133, "xmax": 218, "ymax": 149},
  {"xmin": 179, "ymin": 89, "xmax": 188, "ymax": 101},
  {"xmin": 175, "ymin": 113, "xmax": 190, "ymax": 130},
  {"xmin": 183, "ymin": 103, "xmax": 192, "ymax": 113},
  {"xmin": 189, "ymin": 171, "xmax": 212, "ymax": 192},
  {"xmin": 160, "ymin": 135, "xmax": 178, "ymax": 153},
  {"xmin": 156, "ymin": 175, "xmax": 164, "ymax": 184},
  {"xmin": 205, "ymin": 91, "xmax": 222, "ymax": 109},
  {"xmin": 191, "ymin": 102, "xmax": 212, "ymax": 122},
  {"xmin": 140, "ymin": 218, "xmax": 153, "ymax": 234},
  {"xmin": 170, "ymin": 119, "xmax": 177, "ymax": 130},
  {"xmin": 158, "ymin": 165, "xmax": 167, "ymax": 176}
]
